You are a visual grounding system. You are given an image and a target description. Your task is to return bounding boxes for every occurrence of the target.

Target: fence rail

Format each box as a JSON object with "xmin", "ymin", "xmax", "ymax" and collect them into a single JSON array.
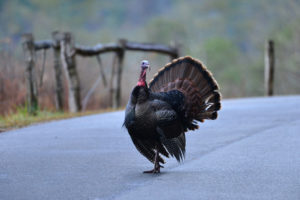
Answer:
[{"xmin": 34, "ymin": 39, "xmax": 178, "ymax": 57}]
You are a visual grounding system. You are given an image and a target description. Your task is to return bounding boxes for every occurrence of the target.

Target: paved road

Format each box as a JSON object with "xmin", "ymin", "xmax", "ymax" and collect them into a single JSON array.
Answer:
[{"xmin": 0, "ymin": 96, "xmax": 300, "ymax": 200}]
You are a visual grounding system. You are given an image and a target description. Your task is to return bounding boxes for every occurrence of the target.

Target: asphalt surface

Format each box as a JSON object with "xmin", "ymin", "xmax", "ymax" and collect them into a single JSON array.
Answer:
[{"xmin": 0, "ymin": 96, "xmax": 300, "ymax": 200}]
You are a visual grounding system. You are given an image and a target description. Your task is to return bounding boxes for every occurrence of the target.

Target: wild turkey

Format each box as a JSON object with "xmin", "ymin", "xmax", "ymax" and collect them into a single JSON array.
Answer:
[{"xmin": 124, "ymin": 56, "xmax": 221, "ymax": 173}]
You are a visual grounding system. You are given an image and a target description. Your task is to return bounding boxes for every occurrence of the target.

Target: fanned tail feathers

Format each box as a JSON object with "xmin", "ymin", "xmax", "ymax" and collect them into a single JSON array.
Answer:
[{"xmin": 149, "ymin": 56, "xmax": 221, "ymax": 124}]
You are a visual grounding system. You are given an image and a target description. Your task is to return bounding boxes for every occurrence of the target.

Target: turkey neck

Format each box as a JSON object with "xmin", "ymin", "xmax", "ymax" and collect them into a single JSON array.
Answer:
[{"xmin": 137, "ymin": 68, "xmax": 147, "ymax": 87}]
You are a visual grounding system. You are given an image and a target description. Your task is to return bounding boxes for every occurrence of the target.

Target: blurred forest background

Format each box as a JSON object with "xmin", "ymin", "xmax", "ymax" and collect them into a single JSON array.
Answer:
[{"xmin": 1, "ymin": 0, "xmax": 300, "ymax": 115}]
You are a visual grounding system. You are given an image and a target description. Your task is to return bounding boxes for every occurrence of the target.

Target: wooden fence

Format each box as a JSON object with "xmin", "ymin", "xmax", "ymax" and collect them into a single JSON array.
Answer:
[
  {"xmin": 22, "ymin": 32, "xmax": 276, "ymax": 115},
  {"xmin": 22, "ymin": 32, "xmax": 179, "ymax": 114}
]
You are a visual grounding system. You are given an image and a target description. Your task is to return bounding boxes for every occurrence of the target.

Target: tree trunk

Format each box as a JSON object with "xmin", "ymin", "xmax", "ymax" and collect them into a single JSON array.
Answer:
[
  {"xmin": 60, "ymin": 32, "xmax": 81, "ymax": 112},
  {"xmin": 22, "ymin": 33, "xmax": 38, "ymax": 115}
]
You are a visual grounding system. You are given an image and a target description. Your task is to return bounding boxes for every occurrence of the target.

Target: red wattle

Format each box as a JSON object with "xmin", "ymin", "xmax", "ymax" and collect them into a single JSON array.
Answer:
[
  {"xmin": 137, "ymin": 81, "xmax": 145, "ymax": 86},
  {"xmin": 137, "ymin": 68, "xmax": 147, "ymax": 87}
]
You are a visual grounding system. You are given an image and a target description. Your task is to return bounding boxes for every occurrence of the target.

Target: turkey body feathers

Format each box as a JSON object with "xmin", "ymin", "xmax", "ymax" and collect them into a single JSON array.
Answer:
[
  {"xmin": 124, "ymin": 87, "xmax": 186, "ymax": 163},
  {"xmin": 124, "ymin": 56, "xmax": 221, "ymax": 171}
]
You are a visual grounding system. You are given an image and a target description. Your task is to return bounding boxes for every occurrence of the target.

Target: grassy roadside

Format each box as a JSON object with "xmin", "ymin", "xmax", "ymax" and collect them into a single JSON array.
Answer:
[{"xmin": 0, "ymin": 107, "xmax": 119, "ymax": 133}]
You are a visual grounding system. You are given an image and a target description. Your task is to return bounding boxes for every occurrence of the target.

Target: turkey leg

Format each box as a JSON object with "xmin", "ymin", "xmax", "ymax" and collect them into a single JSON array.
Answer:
[{"xmin": 143, "ymin": 144, "xmax": 161, "ymax": 173}]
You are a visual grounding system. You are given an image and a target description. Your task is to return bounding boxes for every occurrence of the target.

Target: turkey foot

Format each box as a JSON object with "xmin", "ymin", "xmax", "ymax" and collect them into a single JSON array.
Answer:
[
  {"xmin": 143, "ymin": 144, "xmax": 162, "ymax": 173},
  {"xmin": 143, "ymin": 163, "xmax": 163, "ymax": 173}
]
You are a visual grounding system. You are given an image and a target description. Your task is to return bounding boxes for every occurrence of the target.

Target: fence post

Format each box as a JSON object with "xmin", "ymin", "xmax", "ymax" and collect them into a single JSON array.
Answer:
[
  {"xmin": 60, "ymin": 32, "xmax": 81, "ymax": 112},
  {"xmin": 115, "ymin": 39, "xmax": 126, "ymax": 108},
  {"xmin": 110, "ymin": 39, "xmax": 125, "ymax": 109},
  {"xmin": 264, "ymin": 40, "xmax": 275, "ymax": 96},
  {"xmin": 169, "ymin": 41, "xmax": 180, "ymax": 61},
  {"xmin": 22, "ymin": 33, "xmax": 38, "ymax": 114},
  {"xmin": 52, "ymin": 31, "xmax": 65, "ymax": 111}
]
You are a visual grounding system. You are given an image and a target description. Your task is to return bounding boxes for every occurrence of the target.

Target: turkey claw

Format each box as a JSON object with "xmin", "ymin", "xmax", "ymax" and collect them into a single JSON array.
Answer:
[{"xmin": 143, "ymin": 168, "xmax": 160, "ymax": 174}]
